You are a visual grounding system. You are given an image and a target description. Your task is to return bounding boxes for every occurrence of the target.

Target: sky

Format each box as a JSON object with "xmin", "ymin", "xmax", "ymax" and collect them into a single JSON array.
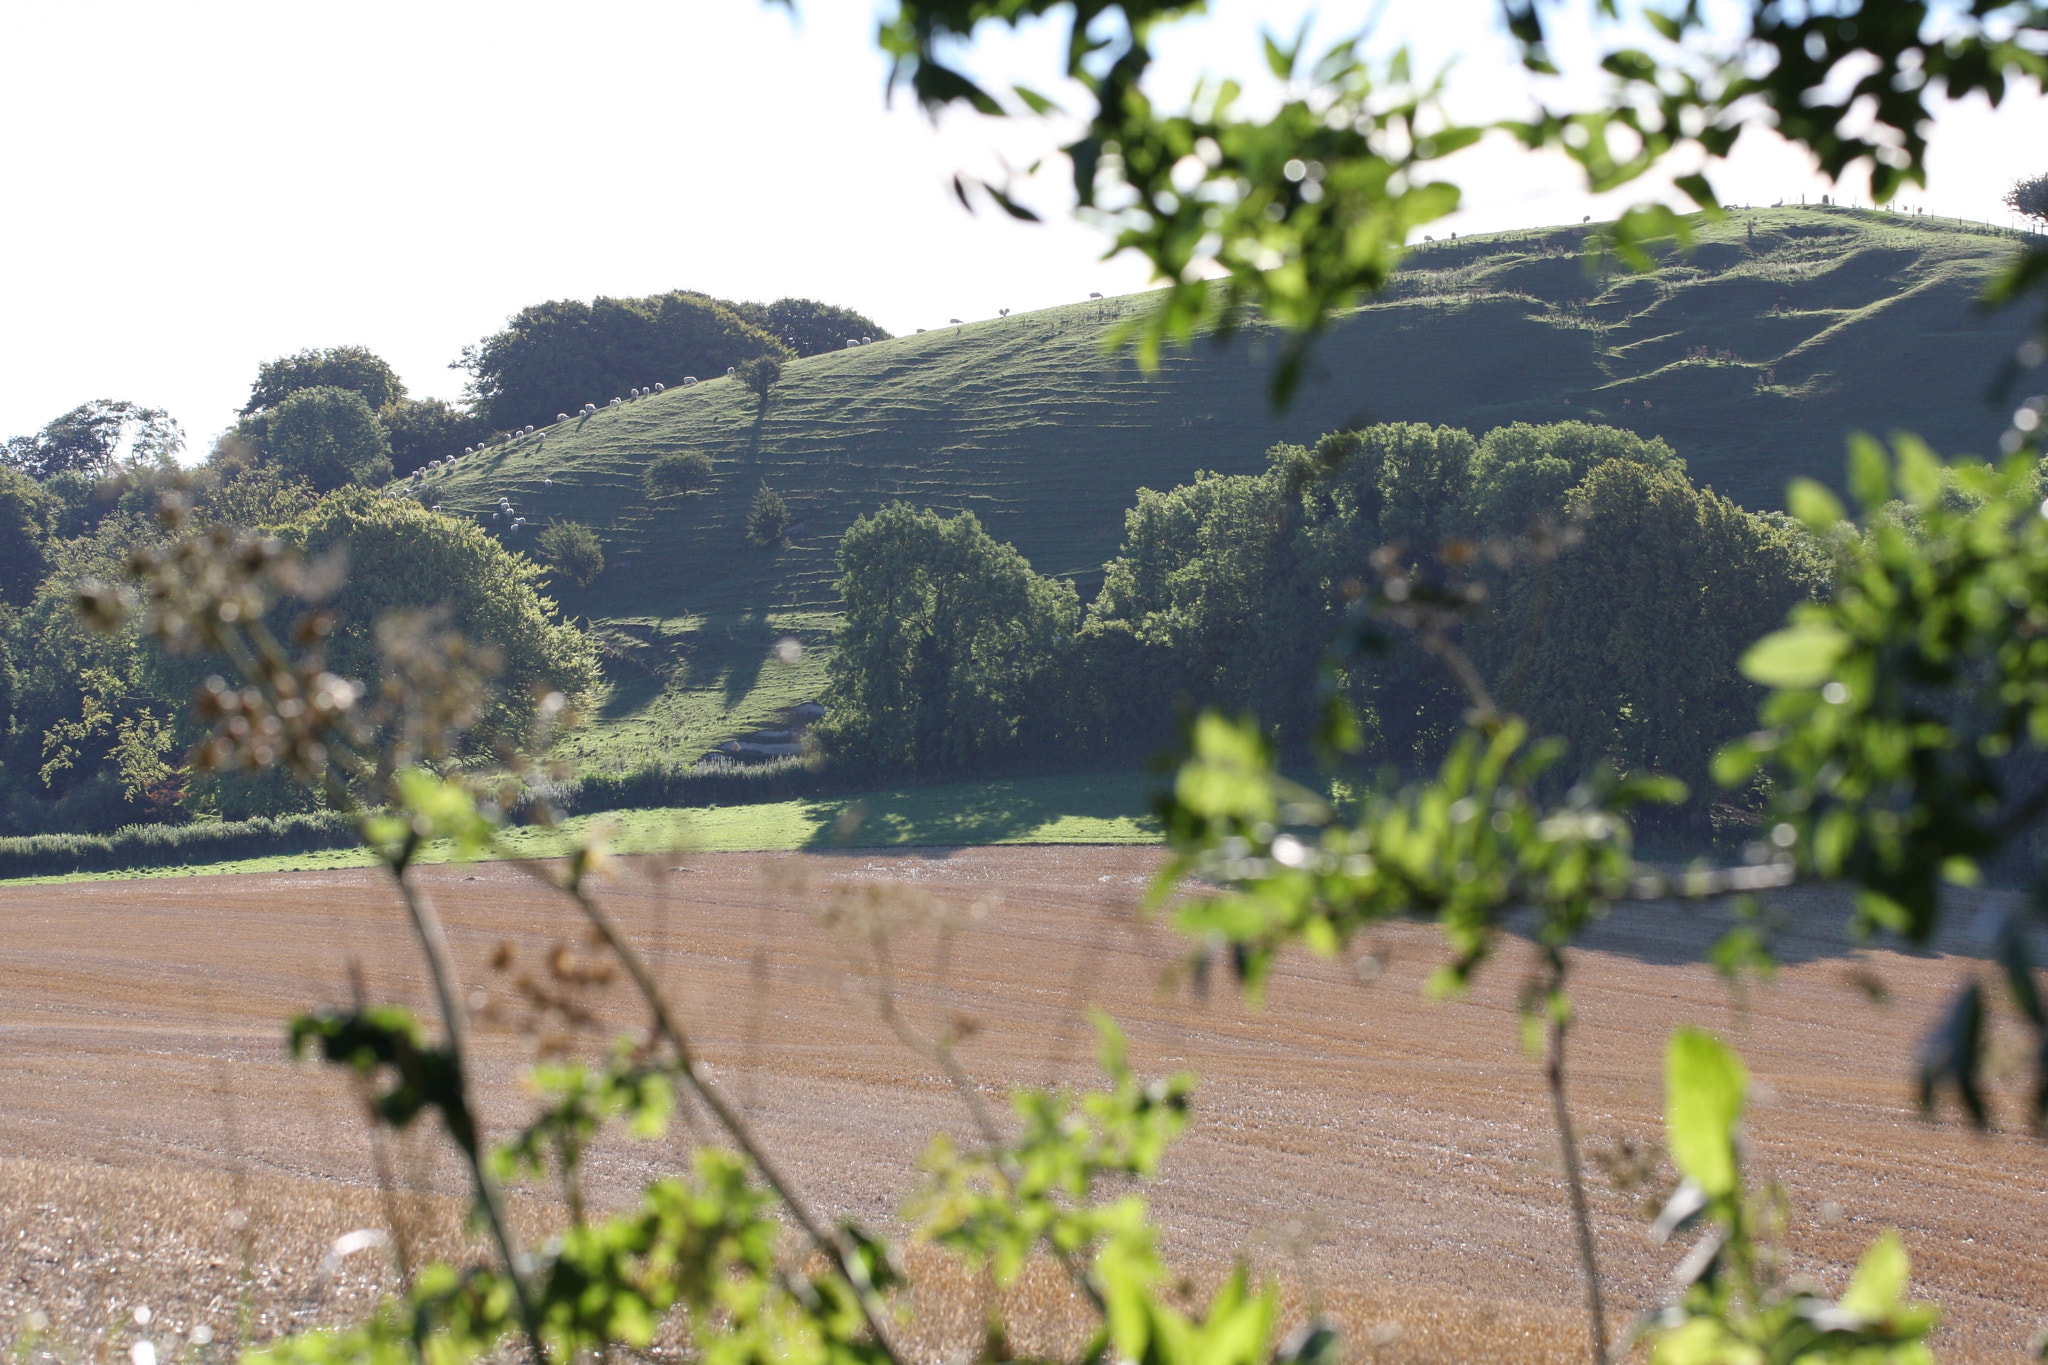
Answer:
[{"xmin": 2, "ymin": 1, "xmax": 2044, "ymax": 452}]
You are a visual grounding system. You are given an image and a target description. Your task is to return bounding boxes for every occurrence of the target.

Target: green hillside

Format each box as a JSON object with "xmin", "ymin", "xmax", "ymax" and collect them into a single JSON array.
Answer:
[{"xmin": 417, "ymin": 207, "xmax": 2037, "ymax": 769}]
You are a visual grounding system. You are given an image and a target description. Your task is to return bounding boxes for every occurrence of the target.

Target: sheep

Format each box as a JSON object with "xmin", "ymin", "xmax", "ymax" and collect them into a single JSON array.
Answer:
[
  {"xmin": 949, "ymin": 317, "xmax": 963, "ymax": 324},
  {"xmin": 557, "ymin": 412, "xmax": 569, "ymax": 422},
  {"xmin": 726, "ymin": 366, "xmax": 736, "ymax": 376},
  {"xmin": 463, "ymin": 446, "xmax": 473, "ymax": 455},
  {"xmin": 845, "ymin": 339, "xmax": 859, "ymax": 349},
  {"xmin": 653, "ymin": 382, "xmax": 665, "ymax": 393},
  {"xmin": 916, "ymin": 328, "xmax": 926, "ymax": 334},
  {"xmin": 682, "ymin": 376, "xmax": 697, "ymax": 386},
  {"xmin": 523, "ymin": 424, "xmax": 535, "ymax": 434},
  {"xmin": 631, "ymin": 388, "xmax": 641, "ymax": 399},
  {"xmin": 1090, "ymin": 292, "xmax": 1102, "ymax": 299},
  {"xmin": 609, "ymin": 397, "xmax": 622, "ymax": 407}
]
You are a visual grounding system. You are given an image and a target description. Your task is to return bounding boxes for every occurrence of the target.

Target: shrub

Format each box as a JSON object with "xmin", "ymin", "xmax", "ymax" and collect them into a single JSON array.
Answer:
[
  {"xmin": 0, "ymin": 809, "xmax": 356, "ymax": 879},
  {"xmin": 645, "ymin": 449, "xmax": 714, "ymax": 499},
  {"xmin": 537, "ymin": 520, "xmax": 605, "ymax": 588},
  {"xmin": 735, "ymin": 354, "xmax": 783, "ymax": 409},
  {"xmin": 746, "ymin": 484, "xmax": 789, "ymax": 545}
]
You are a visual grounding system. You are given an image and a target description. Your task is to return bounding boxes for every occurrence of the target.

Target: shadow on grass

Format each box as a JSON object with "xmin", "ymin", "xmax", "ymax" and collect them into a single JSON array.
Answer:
[{"xmin": 796, "ymin": 772, "xmax": 1156, "ymax": 851}]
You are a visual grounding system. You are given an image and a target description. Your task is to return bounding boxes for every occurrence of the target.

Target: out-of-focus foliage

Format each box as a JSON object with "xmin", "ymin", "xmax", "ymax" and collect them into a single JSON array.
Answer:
[
  {"xmin": 243, "ymin": 345, "xmax": 407, "ymax": 416},
  {"xmin": 1719, "ymin": 436, "xmax": 2048, "ymax": 1127},
  {"xmin": 461, "ymin": 292, "xmax": 790, "ymax": 431},
  {"xmin": 1640, "ymin": 1030, "xmax": 1939, "ymax": 1365},
  {"xmin": 820, "ymin": 502, "xmax": 1079, "ymax": 773},
  {"xmin": 263, "ymin": 386, "xmax": 396, "ymax": 492}
]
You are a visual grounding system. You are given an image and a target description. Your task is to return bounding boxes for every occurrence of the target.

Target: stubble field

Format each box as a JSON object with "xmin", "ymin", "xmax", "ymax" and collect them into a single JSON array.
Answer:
[{"xmin": 0, "ymin": 846, "xmax": 2042, "ymax": 1362}]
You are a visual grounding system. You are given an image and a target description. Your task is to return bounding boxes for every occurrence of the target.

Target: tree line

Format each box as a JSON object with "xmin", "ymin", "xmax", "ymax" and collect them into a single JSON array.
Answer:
[{"xmin": 819, "ymin": 420, "xmax": 1830, "ymax": 810}]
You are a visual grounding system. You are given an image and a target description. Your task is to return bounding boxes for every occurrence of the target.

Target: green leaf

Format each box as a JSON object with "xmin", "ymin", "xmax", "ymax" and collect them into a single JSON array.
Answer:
[
  {"xmin": 1839, "ymin": 1229, "xmax": 1912, "ymax": 1318},
  {"xmin": 1786, "ymin": 477, "xmax": 1846, "ymax": 531},
  {"xmin": 1847, "ymin": 433, "xmax": 1893, "ymax": 509},
  {"xmin": 1740, "ymin": 621, "xmax": 1850, "ymax": 688},
  {"xmin": 1664, "ymin": 1028, "xmax": 1745, "ymax": 1197}
]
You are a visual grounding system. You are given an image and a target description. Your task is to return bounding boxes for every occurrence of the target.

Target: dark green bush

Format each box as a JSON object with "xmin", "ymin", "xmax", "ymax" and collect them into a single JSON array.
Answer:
[
  {"xmin": 538, "ymin": 520, "xmax": 605, "ymax": 588},
  {"xmin": 746, "ymin": 484, "xmax": 789, "ymax": 545},
  {"xmin": 645, "ymin": 449, "xmax": 714, "ymax": 499}
]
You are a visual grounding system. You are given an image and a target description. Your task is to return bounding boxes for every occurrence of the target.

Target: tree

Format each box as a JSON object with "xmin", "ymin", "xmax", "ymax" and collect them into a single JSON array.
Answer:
[
  {"xmin": 727, "ymin": 297, "xmax": 889, "ymax": 356},
  {"xmin": 819, "ymin": 502, "xmax": 1080, "ymax": 772},
  {"xmin": 243, "ymin": 345, "xmax": 406, "ymax": 416},
  {"xmin": 460, "ymin": 291, "xmax": 790, "ymax": 431},
  {"xmin": 537, "ymin": 521, "xmax": 605, "ymax": 589},
  {"xmin": 735, "ymin": 354, "xmax": 783, "ymax": 413},
  {"xmin": 745, "ymin": 483, "xmax": 789, "ymax": 546},
  {"xmin": 2006, "ymin": 171, "xmax": 2048, "ymax": 226},
  {"xmin": 382, "ymin": 396, "xmax": 484, "ymax": 476},
  {"xmin": 2, "ymin": 399, "xmax": 184, "ymax": 481},
  {"xmin": 1473, "ymin": 459, "xmax": 1828, "ymax": 790},
  {"xmin": 283, "ymin": 487, "xmax": 598, "ymax": 749},
  {"xmin": 644, "ymin": 449, "xmax": 714, "ymax": 499},
  {"xmin": 264, "ymin": 386, "xmax": 394, "ymax": 491},
  {"xmin": 0, "ymin": 468, "xmax": 55, "ymax": 609}
]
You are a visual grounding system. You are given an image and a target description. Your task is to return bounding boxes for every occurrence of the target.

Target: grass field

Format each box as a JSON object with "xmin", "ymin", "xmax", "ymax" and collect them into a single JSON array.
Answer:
[
  {"xmin": 413, "ymin": 209, "xmax": 2036, "ymax": 769},
  {"xmin": 2, "ymin": 771, "xmax": 1159, "ymax": 884}
]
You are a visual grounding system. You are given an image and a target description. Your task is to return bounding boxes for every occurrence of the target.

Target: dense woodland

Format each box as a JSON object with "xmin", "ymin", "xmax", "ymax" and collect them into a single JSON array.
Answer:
[{"xmin": 821, "ymin": 420, "xmax": 1831, "ymax": 809}]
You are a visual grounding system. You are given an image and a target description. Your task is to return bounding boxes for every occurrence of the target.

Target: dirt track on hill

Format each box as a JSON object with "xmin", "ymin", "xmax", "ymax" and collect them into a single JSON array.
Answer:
[{"xmin": 0, "ymin": 847, "xmax": 2044, "ymax": 1362}]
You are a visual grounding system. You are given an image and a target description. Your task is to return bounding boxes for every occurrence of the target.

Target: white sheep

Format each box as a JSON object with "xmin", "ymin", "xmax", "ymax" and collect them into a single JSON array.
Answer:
[
  {"xmin": 726, "ymin": 366, "xmax": 736, "ymax": 376},
  {"xmin": 653, "ymin": 382, "xmax": 665, "ymax": 393},
  {"xmin": 610, "ymin": 397, "xmax": 622, "ymax": 406},
  {"xmin": 557, "ymin": 412, "xmax": 569, "ymax": 422},
  {"xmin": 463, "ymin": 446, "xmax": 473, "ymax": 455},
  {"xmin": 630, "ymin": 388, "xmax": 641, "ymax": 398},
  {"xmin": 683, "ymin": 376, "xmax": 698, "ymax": 386},
  {"xmin": 846, "ymin": 339, "xmax": 859, "ymax": 349},
  {"xmin": 524, "ymin": 424, "xmax": 535, "ymax": 434}
]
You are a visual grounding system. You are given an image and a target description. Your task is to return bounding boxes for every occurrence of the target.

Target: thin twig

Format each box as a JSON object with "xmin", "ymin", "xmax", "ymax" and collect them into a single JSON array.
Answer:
[
  {"xmin": 549, "ymin": 870, "xmax": 909, "ymax": 1365},
  {"xmin": 1543, "ymin": 953, "xmax": 1608, "ymax": 1365},
  {"xmin": 386, "ymin": 859, "xmax": 550, "ymax": 1365},
  {"xmin": 866, "ymin": 932, "xmax": 1110, "ymax": 1317}
]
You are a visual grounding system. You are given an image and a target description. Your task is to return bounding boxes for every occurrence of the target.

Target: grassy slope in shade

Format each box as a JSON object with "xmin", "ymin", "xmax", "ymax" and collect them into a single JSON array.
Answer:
[
  {"xmin": 422, "ymin": 209, "xmax": 2035, "ymax": 767},
  {"xmin": 1, "ymin": 772, "xmax": 1159, "ymax": 885}
]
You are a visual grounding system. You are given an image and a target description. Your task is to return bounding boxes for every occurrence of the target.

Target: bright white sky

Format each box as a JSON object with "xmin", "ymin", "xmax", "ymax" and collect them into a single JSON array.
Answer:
[{"xmin": 2, "ymin": 0, "xmax": 2044, "ymax": 450}]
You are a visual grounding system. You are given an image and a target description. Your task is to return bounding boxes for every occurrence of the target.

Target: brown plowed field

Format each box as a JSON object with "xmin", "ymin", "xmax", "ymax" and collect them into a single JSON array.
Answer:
[{"xmin": 0, "ymin": 847, "xmax": 2043, "ymax": 1362}]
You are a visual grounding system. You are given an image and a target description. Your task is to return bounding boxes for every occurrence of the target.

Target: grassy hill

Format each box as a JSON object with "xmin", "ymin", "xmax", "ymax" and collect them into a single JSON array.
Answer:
[{"xmin": 418, "ymin": 207, "xmax": 2038, "ymax": 770}]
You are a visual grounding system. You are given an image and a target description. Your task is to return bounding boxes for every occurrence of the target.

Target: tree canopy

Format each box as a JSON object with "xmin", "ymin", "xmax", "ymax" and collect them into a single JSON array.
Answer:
[
  {"xmin": 726, "ymin": 297, "xmax": 889, "ymax": 356},
  {"xmin": 460, "ymin": 291, "xmax": 790, "ymax": 431},
  {"xmin": 283, "ymin": 487, "xmax": 598, "ymax": 750},
  {"xmin": 821, "ymin": 503, "xmax": 1080, "ymax": 773},
  {"xmin": 2, "ymin": 399, "xmax": 184, "ymax": 481},
  {"xmin": 263, "ymin": 386, "xmax": 394, "ymax": 491},
  {"xmin": 243, "ymin": 345, "xmax": 407, "ymax": 416}
]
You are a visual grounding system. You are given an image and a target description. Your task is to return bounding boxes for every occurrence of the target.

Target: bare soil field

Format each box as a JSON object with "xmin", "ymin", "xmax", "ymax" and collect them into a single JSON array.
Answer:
[{"xmin": 0, "ymin": 846, "xmax": 2043, "ymax": 1363}]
